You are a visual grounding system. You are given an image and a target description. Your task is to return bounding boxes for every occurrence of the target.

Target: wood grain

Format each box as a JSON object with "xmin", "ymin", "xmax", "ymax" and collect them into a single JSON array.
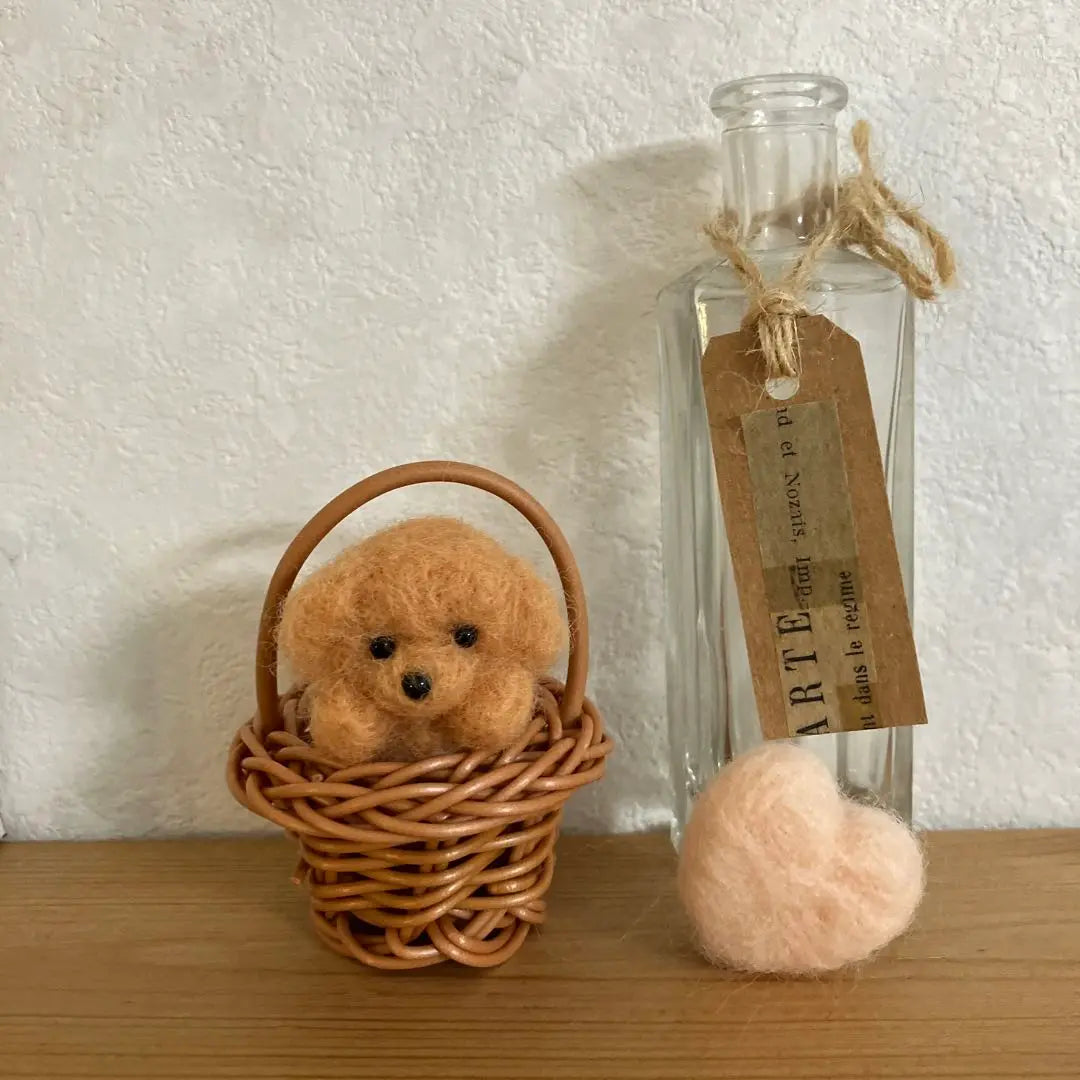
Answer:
[{"xmin": 0, "ymin": 831, "xmax": 1077, "ymax": 1079}]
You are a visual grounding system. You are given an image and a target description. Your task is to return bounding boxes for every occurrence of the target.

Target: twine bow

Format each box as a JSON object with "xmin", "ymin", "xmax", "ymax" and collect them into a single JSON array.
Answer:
[{"xmin": 704, "ymin": 121, "xmax": 956, "ymax": 379}]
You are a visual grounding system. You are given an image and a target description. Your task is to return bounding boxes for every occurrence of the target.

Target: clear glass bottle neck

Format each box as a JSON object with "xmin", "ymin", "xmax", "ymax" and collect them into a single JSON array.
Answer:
[{"xmin": 719, "ymin": 123, "xmax": 839, "ymax": 251}]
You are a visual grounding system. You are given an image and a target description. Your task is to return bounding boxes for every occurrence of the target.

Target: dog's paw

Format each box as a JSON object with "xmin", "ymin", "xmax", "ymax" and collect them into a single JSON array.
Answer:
[
  {"xmin": 442, "ymin": 666, "xmax": 537, "ymax": 755},
  {"xmin": 305, "ymin": 682, "xmax": 389, "ymax": 766}
]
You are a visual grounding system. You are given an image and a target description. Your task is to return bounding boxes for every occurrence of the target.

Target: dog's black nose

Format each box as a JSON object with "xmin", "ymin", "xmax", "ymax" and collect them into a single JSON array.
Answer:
[{"xmin": 401, "ymin": 671, "xmax": 432, "ymax": 701}]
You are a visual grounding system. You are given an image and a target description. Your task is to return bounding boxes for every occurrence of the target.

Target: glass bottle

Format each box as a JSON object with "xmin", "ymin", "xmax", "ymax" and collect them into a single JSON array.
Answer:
[{"xmin": 659, "ymin": 74, "xmax": 915, "ymax": 841}]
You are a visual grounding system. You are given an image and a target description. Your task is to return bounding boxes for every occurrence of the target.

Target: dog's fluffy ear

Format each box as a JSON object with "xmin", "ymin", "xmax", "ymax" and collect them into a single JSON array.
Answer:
[
  {"xmin": 277, "ymin": 550, "xmax": 367, "ymax": 683},
  {"xmin": 503, "ymin": 557, "xmax": 567, "ymax": 673}
]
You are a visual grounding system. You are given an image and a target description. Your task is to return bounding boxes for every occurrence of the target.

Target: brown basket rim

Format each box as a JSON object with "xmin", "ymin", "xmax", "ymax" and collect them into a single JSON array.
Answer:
[{"xmin": 229, "ymin": 679, "xmax": 611, "ymax": 842}]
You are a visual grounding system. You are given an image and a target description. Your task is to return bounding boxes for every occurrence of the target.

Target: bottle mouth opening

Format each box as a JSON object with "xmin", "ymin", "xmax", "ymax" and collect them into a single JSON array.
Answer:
[{"xmin": 710, "ymin": 73, "xmax": 848, "ymax": 129}]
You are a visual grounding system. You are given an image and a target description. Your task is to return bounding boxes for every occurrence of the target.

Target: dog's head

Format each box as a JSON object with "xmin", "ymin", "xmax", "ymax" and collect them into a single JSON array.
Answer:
[{"xmin": 277, "ymin": 517, "xmax": 566, "ymax": 721}]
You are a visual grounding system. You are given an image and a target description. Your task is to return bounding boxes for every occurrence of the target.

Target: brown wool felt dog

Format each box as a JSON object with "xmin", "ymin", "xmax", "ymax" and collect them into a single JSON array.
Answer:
[{"xmin": 276, "ymin": 516, "xmax": 567, "ymax": 765}]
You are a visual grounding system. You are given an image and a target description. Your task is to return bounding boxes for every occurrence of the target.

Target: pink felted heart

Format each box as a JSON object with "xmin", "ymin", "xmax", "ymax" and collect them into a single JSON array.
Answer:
[{"xmin": 677, "ymin": 742, "xmax": 925, "ymax": 973}]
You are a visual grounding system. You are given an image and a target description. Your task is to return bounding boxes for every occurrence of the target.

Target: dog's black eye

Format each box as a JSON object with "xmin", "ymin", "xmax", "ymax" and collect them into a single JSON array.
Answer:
[
  {"xmin": 369, "ymin": 636, "xmax": 396, "ymax": 660},
  {"xmin": 452, "ymin": 625, "xmax": 478, "ymax": 649}
]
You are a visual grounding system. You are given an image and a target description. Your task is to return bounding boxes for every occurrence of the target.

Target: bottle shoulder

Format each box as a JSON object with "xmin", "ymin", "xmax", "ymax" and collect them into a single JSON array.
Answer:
[{"xmin": 659, "ymin": 247, "xmax": 905, "ymax": 303}]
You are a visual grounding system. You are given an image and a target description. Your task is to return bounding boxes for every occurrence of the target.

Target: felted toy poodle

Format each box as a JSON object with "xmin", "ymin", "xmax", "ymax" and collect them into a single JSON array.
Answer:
[{"xmin": 277, "ymin": 517, "xmax": 567, "ymax": 765}]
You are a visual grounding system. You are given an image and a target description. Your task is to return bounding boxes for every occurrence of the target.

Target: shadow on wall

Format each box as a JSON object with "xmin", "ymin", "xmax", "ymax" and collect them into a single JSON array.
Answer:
[
  {"xmin": 82, "ymin": 143, "xmax": 724, "ymax": 838},
  {"xmin": 85, "ymin": 526, "xmax": 300, "ymax": 837},
  {"xmin": 453, "ymin": 141, "xmax": 723, "ymax": 831}
]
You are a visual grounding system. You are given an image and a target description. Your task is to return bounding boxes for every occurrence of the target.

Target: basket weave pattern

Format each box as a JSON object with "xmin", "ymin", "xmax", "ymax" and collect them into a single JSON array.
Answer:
[
  {"xmin": 229, "ymin": 679, "xmax": 608, "ymax": 968},
  {"xmin": 227, "ymin": 462, "xmax": 613, "ymax": 969}
]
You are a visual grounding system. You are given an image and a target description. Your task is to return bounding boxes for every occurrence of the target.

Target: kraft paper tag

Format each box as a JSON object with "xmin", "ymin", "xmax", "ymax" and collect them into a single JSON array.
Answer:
[{"xmin": 701, "ymin": 315, "xmax": 927, "ymax": 740}]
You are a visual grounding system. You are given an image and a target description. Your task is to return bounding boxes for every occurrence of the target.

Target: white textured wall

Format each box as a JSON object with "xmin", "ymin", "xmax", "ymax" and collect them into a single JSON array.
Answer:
[{"xmin": 2, "ymin": 1, "xmax": 1077, "ymax": 839}]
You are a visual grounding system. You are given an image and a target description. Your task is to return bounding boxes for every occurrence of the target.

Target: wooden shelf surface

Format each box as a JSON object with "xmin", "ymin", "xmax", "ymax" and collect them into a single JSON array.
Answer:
[{"xmin": 0, "ymin": 830, "xmax": 1078, "ymax": 1078}]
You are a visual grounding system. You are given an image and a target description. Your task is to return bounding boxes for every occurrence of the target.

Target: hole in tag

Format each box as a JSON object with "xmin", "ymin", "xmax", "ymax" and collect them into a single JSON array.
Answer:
[{"xmin": 765, "ymin": 376, "xmax": 799, "ymax": 401}]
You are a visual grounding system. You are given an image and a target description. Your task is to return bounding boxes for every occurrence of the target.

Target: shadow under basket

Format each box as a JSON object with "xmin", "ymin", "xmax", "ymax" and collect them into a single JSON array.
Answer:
[{"xmin": 227, "ymin": 461, "xmax": 614, "ymax": 970}]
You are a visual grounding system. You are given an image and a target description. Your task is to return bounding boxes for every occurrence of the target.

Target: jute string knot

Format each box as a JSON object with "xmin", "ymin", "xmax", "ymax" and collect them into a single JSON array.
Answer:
[{"xmin": 705, "ymin": 120, "xmax": 956, "ymax": 380}]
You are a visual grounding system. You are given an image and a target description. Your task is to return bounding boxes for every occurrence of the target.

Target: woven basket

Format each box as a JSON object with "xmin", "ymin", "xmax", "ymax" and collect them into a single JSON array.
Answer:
[{"xmin": 227, "ymin": 460, "xmax": 613, "ymax": 969}]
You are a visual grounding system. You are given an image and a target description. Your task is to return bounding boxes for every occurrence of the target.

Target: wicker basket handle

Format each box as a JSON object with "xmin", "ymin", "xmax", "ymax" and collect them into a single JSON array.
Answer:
[{"xmin": 254, "ymin": 461, "xmax": 589, "ymax": 737}]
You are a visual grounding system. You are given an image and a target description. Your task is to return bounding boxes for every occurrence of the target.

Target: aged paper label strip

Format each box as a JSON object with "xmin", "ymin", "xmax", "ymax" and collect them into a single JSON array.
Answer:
[{"xmin": 701, "ymin": 315, "xmax": 927, "ymax": 741}]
